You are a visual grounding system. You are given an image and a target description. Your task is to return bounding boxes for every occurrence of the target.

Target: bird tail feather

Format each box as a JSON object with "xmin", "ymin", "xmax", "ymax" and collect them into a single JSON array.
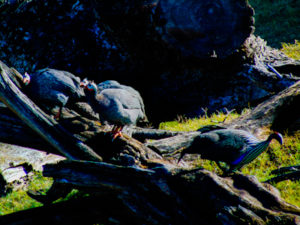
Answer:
[{"xmin": 230, "ymin": 141, "xmax": 269, "ymax": 172}]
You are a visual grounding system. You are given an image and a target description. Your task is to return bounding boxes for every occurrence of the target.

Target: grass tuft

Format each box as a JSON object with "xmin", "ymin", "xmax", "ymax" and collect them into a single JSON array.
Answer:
[{"xmin": 281, "ymin": 40, "xmax": 300, "ymax": 60}]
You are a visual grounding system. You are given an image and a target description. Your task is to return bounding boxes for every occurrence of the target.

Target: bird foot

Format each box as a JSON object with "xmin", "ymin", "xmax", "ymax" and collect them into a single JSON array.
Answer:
[
  {"xmin": 110, "ymin": 126, "xmax": 123, "ymax": 141},
  {"xmin": 53, "ymin": 110, "xmax": 61, "ymax": 121},
  {"xmin": 111, "ymin": 131, "xmax": 123, "ymax": 141}
]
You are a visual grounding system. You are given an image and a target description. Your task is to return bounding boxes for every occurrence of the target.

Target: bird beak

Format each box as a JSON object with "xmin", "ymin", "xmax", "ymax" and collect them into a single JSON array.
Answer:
[
  {"xmin": 23, "ymin": 77, "xmax": 30, "ymax": 85},
  {"xmin": 80, "ymin": 82, "xmax": 85, "ymax": 87},
  {"xmin": 23, "ymin": 72, "xmax": 31, "ymax": 85}
]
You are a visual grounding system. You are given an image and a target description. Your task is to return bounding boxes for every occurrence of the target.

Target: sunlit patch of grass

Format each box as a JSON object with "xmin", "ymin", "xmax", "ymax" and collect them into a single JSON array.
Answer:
[
  {"xmin": 281, "ymin": 40, "xmax": 300, "ymax": 60},
  {"xmin": 159, "ymin": 110, "xmax": 242, "ymax": 132},
  {"xmin": 0, "ymin": 191, "xmax": 42, "ymax": 216},
  {"xmin": 0, "ymin": 172, "xmax": 53, "ymax": 215},
  {"xmin": 159, "ymin": 112, "xmax": 300, "ymax": 207},
  {"xmin": 274, "ymin": 180, "xmax": 300, "ymax": 206}
]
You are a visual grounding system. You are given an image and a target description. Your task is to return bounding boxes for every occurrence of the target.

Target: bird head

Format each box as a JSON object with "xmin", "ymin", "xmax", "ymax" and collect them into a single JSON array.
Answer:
[
  {"xmin": 269, "ymin": 132, "xmax": 283, "ymax": 145},
  {"xmin": 22, "ymin": 72, "xmax": 31, "ymax": 85},
  {"xmin": 80, "ymin": 78, "xmax": 88, "ymax": 88},
  {"xmin": 86, "ymin": 81, "xmax": 98, "ymax": 93}
]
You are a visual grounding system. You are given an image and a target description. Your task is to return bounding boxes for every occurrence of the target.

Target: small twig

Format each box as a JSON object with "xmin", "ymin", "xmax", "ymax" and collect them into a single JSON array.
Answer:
[
  {"xmin": 267, "ymin": 64, "xmax": 283, "ymax": 79},
  {"xmin": 264, "ymin": 171, "xmax": 300, "ymax": 184},
  {"xmin": 201, "ymin": 107, "xmax": 208, "ymax": 119},
  {"xmin": 222, "ymin": 108, "xmax": 236, "ymax": 123},
  {"xmin": 270, "ymin": 165, "xmax": 300, "ymax": 175}
]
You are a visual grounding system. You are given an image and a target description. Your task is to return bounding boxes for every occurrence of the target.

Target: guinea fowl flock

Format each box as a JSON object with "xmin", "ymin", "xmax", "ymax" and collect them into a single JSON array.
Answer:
[{"xmin": 17, "ymin": 68, "xmax": 284, "ymax": 173}]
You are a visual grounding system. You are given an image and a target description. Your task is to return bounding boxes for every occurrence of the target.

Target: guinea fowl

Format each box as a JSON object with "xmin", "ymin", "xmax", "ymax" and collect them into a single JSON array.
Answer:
[
  {"xmin": 83, "ymin": 81, "xmax": 146, "ymax": 139},
  {"xmin": 177, "ymin": 129, "xmax": 283, "ymax": 173},
  {"xmin": 97, "ymin": 79, "xmax": 148, "ymax": 124},
  {"xmin": 19, "ymin": 68, "xmax": 85, "ymax": 119}
]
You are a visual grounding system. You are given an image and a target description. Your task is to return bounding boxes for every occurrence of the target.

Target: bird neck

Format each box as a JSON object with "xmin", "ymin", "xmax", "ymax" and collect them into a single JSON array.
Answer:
[
  {"xmin": 267, "ymin": 132, "xmax": 282, "ymax": 144},
  {"xmin": 86, "ymin": 85, "xmax": 98, "ymax": 97}
]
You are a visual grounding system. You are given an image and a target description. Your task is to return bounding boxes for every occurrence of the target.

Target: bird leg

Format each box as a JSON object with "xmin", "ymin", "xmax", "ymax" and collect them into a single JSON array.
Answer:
[
  {"xmin": 53, "ymin": 106, "xmax": 63, "ymax": 120},
  {"xmin": 111, "ymin": 125, "xmax": 123, "ymax": 141}
]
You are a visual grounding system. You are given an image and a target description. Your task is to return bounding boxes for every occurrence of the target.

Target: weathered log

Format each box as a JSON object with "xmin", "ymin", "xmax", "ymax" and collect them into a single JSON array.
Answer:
[
  {"xmin": 2, "ymin": 160, "xmax": 299, "ymax": 225},
  {"xmin": 0, "ymin": 60, "xmax": 102, "ymax": 161},
  {"xmin": 0, "ymin": 103, "xmax": 57, "ymax": 152}
]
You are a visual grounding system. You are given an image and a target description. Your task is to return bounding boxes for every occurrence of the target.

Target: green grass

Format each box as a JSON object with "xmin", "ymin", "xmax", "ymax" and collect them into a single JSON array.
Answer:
[
  {"xmin": 160, "ymin": 111, "xmax": 300, "ymax": 207},
  {"xmin": 281, "ymin": 40, "xmax": 300, "ymax": 60},
  {"xmin": 0, "ymin": 172, "xmax": 53, "ymax": 215},
  {"xmin": 0, "ymin": 171, "xmax": 88, "ymax": 216},
  {"xmin": 159, "ymin": 109, "xmax": 244, "ymax": 132}
]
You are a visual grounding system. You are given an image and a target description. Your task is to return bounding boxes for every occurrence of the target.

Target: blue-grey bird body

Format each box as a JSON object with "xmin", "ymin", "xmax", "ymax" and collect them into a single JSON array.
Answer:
[
  {"xmin": 178, "ymin": 128, "xmax": 283, "ymax": 173},
  {"xmin": 97, "ymin": 80, "xmax": 148, "ymax": 123},
  {"xmin": 84, "ymin": 81, "xmax": 145, "ymax": 138},
  {"xmin": 22, "ymin": 68, "xmax": 85, "ymax": 118}
]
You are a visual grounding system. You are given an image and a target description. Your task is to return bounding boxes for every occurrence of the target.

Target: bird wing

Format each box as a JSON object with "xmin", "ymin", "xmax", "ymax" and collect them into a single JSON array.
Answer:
[
  {"xmin": 104, "ymin": 89, "xmax": 142, "ymax": 110},
  {"xmin": 231, "ymin": 141, "xmax": 269, "ymax": 170}
]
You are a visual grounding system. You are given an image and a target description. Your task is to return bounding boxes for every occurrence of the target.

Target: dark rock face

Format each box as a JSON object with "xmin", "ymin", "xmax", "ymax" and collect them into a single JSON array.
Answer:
[
  {"xmin": 0, "ymin": 1, "xmax": 127, "ymax": 77},
  {"xmin": 0, "ymin": 1, "xmax": 299, "ymax": 124}
]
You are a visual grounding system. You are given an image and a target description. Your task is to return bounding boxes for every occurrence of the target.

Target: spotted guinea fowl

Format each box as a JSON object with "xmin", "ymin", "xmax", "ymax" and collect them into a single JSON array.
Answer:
[
  {"xmin": 97, "ymin": 79, "xmax": 148, "ymax": 124},
  {"xmin": 177, "ymin": 128, "xmax": 283, "ymax": 173},
  {"xmin": 19, "ymin": 68, "xmax": 85, "ymax": 119},
  {"xmin": 83, "ymin": 81, "xmax": 146, "ymax": 139}
]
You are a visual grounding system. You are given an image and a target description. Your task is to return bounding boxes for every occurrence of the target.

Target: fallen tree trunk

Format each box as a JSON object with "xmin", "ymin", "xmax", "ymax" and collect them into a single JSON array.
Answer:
[{"xmin": 1, "ymin": 160, "xmax": 299, "ymax": 225}]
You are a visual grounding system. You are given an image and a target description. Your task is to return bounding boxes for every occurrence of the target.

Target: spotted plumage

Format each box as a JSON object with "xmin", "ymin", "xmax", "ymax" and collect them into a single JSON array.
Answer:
[
  {"xmin": 21, "ymin": 68, "xmax": 85, "ymax": 119},
  {"xmin": 83, "ymin": 81, "xmax": 146, "ymax": 139}
]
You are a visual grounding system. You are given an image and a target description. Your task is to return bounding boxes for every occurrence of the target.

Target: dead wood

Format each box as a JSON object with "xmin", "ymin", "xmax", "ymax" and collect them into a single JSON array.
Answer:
[
  {"xmin": 264, "ymin": 165, "xmax": 300, "ymax": 184},
  {"xmin": 2, "ymin": 160, "xmax": 299, "ymax": 225}
]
